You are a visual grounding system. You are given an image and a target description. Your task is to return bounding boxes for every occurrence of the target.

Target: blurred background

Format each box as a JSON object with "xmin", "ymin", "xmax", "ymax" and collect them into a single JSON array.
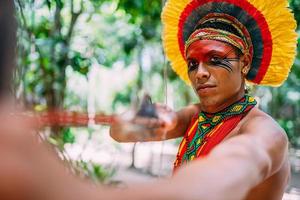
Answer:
[{"xmin": 14, "ymin": 0, "xmax": 300, "ymax": 199}]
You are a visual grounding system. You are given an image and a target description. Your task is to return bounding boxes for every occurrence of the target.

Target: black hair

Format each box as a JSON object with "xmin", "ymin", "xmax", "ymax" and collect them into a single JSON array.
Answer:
[{"xmin": 0, "ymin": 0, "xmax": 16, "ymax": 99}]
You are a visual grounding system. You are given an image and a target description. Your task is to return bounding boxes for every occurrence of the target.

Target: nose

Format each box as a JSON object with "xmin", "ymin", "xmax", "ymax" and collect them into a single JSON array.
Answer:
[{"xmin": 195, "ymin": 62, "xmax": 210, "ymax": 82}]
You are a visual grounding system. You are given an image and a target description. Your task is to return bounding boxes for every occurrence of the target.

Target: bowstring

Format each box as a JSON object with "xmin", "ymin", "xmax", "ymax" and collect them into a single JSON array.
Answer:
[{"xmin": 159, "ymin": 0, "xmax": 168, "ymax": 178}]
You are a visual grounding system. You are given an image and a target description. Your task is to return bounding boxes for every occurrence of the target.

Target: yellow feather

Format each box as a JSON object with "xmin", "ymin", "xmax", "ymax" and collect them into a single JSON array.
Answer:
[
  {"xmin": 248, "ymin": 0, "xmax": 297, "ymax": 86},
  {"xmin": 161, "ymin": 0, "xmax": 297, "ymax": 86}
]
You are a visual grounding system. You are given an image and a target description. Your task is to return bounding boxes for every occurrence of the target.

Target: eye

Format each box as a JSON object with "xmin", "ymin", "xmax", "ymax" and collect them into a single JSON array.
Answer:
[
  {"xmin": 208, "ymin": 56, "xmax": 234, "ymax": 72},
  {"xmin": 187, "ymin": 60, "xmax": 198, "ymax": 72},
  {"xmin": 209, "ymin": 56, "xmax": 222, "ymax": 65}
]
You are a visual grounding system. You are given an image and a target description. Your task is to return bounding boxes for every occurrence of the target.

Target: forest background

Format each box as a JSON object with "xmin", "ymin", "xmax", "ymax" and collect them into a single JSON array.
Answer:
[{"xmin": 14, "ymin": 0, "xmax": 300, "ymax": 191}]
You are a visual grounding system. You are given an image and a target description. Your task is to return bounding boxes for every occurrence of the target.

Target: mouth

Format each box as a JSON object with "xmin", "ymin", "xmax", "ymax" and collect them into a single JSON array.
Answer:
[{"xmin": 196, "ymin": 84, "xmax": 216, "ymax": 94}]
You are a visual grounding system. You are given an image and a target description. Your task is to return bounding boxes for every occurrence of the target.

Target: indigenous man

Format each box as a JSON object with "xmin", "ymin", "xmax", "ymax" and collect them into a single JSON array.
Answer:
[
  {"xmin": 110, "ymin": 0, "xmax": 298, "ymax": 199},
  {"xmin": 0, "ymin": 0, "xmax": 298, "ymax": 200}
]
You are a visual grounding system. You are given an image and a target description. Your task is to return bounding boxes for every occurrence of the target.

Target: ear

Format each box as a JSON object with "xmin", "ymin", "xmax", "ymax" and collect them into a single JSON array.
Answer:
[{"xmin": 241, "ymin": 54, "xmax": 251, "ymax": 76}]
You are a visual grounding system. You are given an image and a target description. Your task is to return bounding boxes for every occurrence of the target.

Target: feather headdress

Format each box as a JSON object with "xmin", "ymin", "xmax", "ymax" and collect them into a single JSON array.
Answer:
[{"xmin": 162, "ymin": 0, "xmax": 298, "ymax": 86}]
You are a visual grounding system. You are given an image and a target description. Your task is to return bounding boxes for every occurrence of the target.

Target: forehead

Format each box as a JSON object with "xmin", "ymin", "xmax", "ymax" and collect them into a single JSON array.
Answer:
[{"xmin": 186, "ymin": 40, "xmax": 237, "ymax": 59}]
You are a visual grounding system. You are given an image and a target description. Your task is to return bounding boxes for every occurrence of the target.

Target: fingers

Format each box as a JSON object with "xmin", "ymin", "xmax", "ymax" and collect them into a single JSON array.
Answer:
[
  {"xmin": 154, "ymin": 103, "xmax": 172, "ymax": 112},
  {"xmin": 116, "ymin": 108, "xmax": 165, "ymax": 130},
  {"xmin": 112, "ymin": 116, "xmax": 166, "ymax": 141},
  {"xmin": 132, "ymin": 117, "xmax": 164, "ymax": 129},
  {"xmin": 111, "ymin": 104, "xmax": 175, "ymax": 141}
]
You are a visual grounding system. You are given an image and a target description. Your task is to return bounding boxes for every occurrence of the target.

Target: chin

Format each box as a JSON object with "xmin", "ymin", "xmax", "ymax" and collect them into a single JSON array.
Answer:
[{"xmin": 198, "ymin": 95, "xmax": 220, "ymax": 108}]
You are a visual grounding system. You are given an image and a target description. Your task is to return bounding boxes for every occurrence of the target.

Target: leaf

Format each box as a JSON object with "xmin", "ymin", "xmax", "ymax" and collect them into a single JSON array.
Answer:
[
  {"xmin": 90, "ymin": 0, "xmax": 104, "ymax": 7},
  {"xmin": 70, "ymin": 52, "xmax": 91, "ymax": 76},
  {"xmin": 45, "ymin": 0, "xmax": 51, "ymax": 9},
  {"xmin": 122, "ymin": 37, "xmax": 138, "ymax": 54},
  {"xmin": 55, "ymin": 0, "xmax": 64, "ymax": 9},
  {"xmin": 62, "ymin": 128, "xmax": 75, "ymax": 144}
]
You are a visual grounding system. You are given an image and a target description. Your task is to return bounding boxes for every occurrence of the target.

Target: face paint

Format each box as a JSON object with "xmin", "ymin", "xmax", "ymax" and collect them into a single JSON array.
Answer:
[
  {"xmin": 186, "ymin": 40, "xmax": 240, "ymax": 73},
  {"xmin": 186, "ymin": 39, "xmax": 246, "ymax": 113}
]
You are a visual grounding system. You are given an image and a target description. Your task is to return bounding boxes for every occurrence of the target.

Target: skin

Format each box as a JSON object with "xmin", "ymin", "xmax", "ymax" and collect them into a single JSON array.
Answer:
[
  {"xmin": 186, "ymin": 40, "xmax": 247, "ymax": 113},
  {"xmin": 110, "ymin": 39, "xmax": 290, "ymax": 200},
  {"xmin": 0, "ymin": 46, "xmax": 289, "ymax": 200},
  {"xmin": 0, "ymin": 103, "xmax": 288, "ymax": 200},
  {"xmin": 0, "ymin": 2, "xmax": 290, "ymax": 197}
]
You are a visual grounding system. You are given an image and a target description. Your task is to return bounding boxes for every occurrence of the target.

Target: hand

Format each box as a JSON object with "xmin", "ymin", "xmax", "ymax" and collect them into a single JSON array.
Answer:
[
  {"xmin": 110, "ymin": 103, "xmax": 178, "ymax": 142},
  {"xmin": 155, "ymin": 103, "xmax": 178, "ymax": 132},
  {"xmin": 0, "ymin": 104, "xmax": 83, "ymax": 200}
]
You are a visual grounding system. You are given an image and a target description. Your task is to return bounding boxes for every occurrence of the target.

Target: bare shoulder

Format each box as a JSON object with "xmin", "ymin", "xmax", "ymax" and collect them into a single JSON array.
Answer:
[
  {"xmin": 238, "ymin": 108, "xmax": 288, "ymax": 175},
  {"xmin": 239, "ymin": 107, "xmax": 287, "ymax": 143}
]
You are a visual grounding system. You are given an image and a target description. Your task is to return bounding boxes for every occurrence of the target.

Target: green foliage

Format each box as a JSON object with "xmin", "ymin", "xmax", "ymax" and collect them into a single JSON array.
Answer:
[
  {"xmin": 63, "ymin": 128, "xmax": 76, "ymax": 144},
  {"xmin": 112, "ymin": 86, "xmax": 132, "ymax": 109},
  {"xmin": 118, "ymin": 0, "xmax": 162, "ymax": 40},
  {"xmin": 70, "ymin": 51, "xmax": 91, "ymax": 76},
  {"xmin": 290, "ymin": 0, "xmax": 300, "ymax": 27},
  {"xmin": 90, "ymin": 0, "xmax": 105, "ymax": 7},
  {"xmin": 15, "ymin": 0, "xmax": 171, "ymax": 183},
  {"xmin": 265, "ymin": 0, "xmax": 300, "ymax": 147},
  {"xmin": 278, "ymin": 119, "xmax": 299, "ymax": 146},
  {"xmin": 76, "ymin": 160, "xmax": 115, "ymax": 183},
  {"xmin": 15, "ymin": 0, "xmax": 300, "ymax": 183}
]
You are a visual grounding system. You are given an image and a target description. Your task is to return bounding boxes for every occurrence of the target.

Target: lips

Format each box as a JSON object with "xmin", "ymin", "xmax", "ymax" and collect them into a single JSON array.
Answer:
[
  {"xmin": 196, "ymin": 84, "xmax": 216, "ymax": 90},
  {"xmin": 196, "ymin": 84, "xmax": 216, "ymax": 94}
]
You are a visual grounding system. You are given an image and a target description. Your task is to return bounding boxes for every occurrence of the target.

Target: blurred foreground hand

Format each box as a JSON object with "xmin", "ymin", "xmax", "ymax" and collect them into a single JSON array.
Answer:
[
  {"xmin": 0, "ymin": 103, "xmax": 95, "ymax": 200},
  {"xmin": 110, "ymin": 101, "xmax": 178, "ymax": 142}
]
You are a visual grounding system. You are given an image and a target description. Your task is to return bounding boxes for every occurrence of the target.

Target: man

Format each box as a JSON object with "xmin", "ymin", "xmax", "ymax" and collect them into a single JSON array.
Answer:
[
  {"xmin": 110, "ymin": 0, "xmax": 298, "ymax": 199},
  {"xmin": 0, "ymin": 0, "xmax": 297, "ymax": 200}
]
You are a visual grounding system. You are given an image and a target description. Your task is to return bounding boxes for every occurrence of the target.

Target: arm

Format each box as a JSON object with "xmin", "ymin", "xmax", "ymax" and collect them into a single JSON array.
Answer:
[
  {"xmin": 107, "ymin": 115, "xmax": 288, "ymax": 200},
  {"xmin": 87, "ymin": 115, "xmax": 289, "ymax": 200},
  {"xmin": 166, "ymin": 115, "xmax": 288, "ymax": 200},
  {"xmin": 0, "ymin": 109, "xmax": 288, "ymax": 200},
  {"xmin": 109, "ymin": 104, "xmax": 200, "ymax": 142}
]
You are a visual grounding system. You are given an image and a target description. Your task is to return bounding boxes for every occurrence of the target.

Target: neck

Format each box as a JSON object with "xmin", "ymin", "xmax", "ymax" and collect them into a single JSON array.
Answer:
[{"xmin": 200, "ymin": 90, "xmax": 246, "ymax": 114}]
